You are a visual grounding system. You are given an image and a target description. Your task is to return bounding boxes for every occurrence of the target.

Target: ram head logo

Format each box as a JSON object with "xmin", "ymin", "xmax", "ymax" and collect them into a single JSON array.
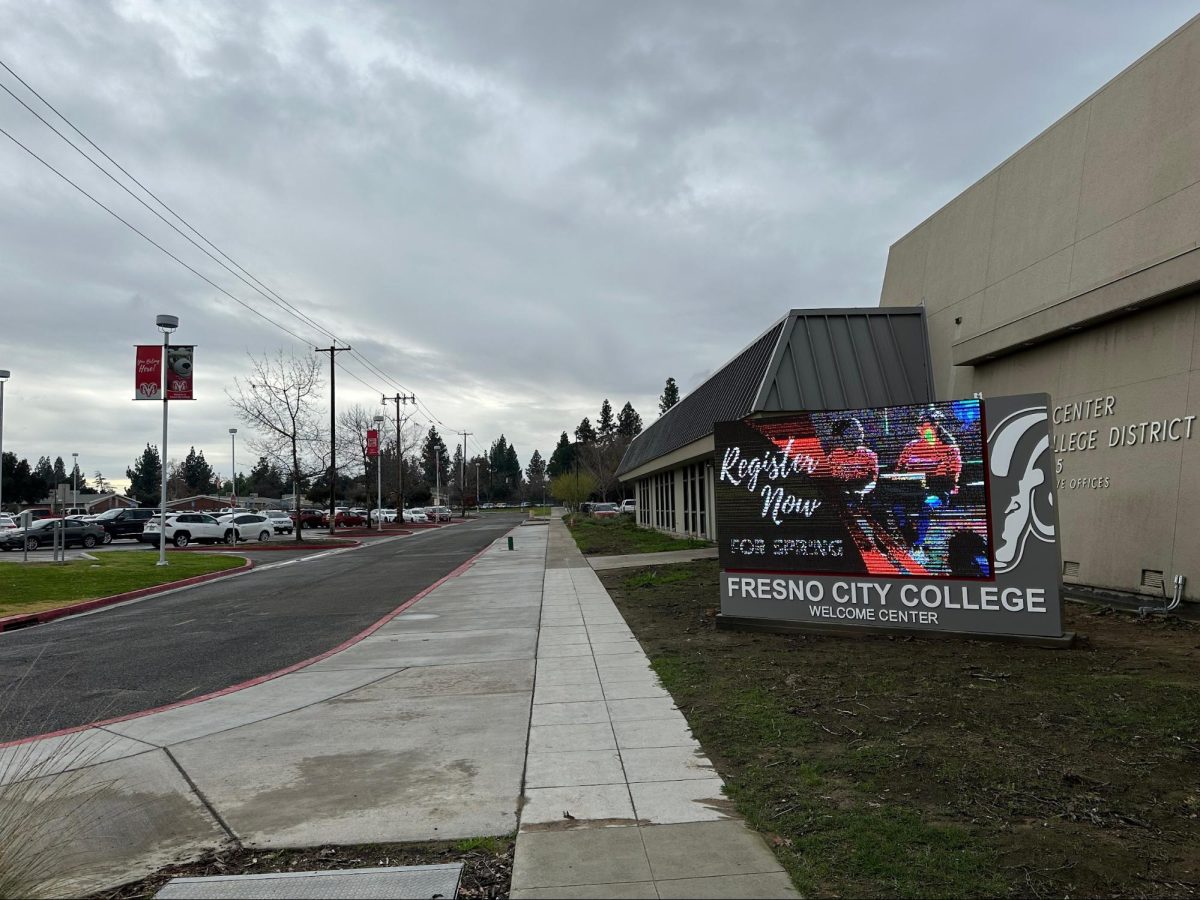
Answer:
[{"xmin": 989, "ymin": 407, "xmax": 1055, "ymax": 574}]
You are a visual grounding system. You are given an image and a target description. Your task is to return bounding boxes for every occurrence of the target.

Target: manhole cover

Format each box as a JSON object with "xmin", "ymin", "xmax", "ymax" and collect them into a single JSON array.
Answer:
[{"xmin": 154, "ymin": 863, "xmax": 462, "ymax": 899}]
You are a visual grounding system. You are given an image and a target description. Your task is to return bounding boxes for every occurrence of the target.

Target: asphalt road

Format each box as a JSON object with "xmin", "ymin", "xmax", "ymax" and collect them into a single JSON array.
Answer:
[{"xmin": 0, "ymin": 514, "xmax": 525, "ymax": 741}]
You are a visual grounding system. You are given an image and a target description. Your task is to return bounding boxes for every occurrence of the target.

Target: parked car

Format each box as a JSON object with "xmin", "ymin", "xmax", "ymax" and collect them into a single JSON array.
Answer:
[
  {"xmin": 403, "ymin": 508, "xmax": 428, "ymax": 524},
  {"xmin": 0, "ymin": 515, "xmax": 17, "ymax": 533},
  {"xmin": 428, "ymin": 506, "xmax": 453, "ymax": 523},
  {"xmin": 292, "ymin": 508, "xmax": 327, "ymax": 528},
  {"xmin": 141, "ymin": 513, "xmax": 233, "ymax": 548},
  {"xmin": 24, "ymin": 509, "xmax": 56, "ymax": 521},
  {"xmin": 591, "ymin": 503, "xmax": 620, "ymax": 518},
  {"xmin": 580, "ymin": 502, "xmax": 595, "ymax": 514},
  {"xmin": 333, "ymin": 510, "xmax": 366, "ymax": 528},
  {"xmin": 93, "ymin": 507, "xmax": 157, "ymax": 543},
  {"xmin": 0, "ymin": 517, "xmax": 107, "ymax": 551},
  {"xmin": 620, "ymin": 499, "xmax": 637, "ymax": 515},
  {"xmin": 370, "ymin": 508, "xmax": 398, "ymax": 523},
  {"xmin": 260, "ymin": 509, "xmax": 294, "ymax": 534},
  {"xmin": 216, "ymin": 513, "xmax": 274, "ymax": 542}
]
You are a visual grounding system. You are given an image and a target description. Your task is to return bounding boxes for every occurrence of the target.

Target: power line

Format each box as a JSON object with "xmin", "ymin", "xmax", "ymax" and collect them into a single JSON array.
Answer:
[{"xmin": 0, "ymin": 57, "xmax": 451, "ymax": 423}]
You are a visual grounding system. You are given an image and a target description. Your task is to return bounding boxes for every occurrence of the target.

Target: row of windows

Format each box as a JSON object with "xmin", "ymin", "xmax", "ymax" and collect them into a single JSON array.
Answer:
[
  {"xmin": 681, "ymin": 463, "xmax": 707, "ymax": 536},
  {"xmin": 635, "ymin": 465, "xmax": 710, "ymax": 537}
]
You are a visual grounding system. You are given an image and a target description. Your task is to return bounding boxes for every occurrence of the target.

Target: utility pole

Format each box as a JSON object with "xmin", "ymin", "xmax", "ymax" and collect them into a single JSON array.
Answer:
[
  {"xmin": 316, "ymin": 345, "xmax": 351, "ymax": 534},
  {"xmin": 457, "ymin": 431, "xmax": 472, "ymax": 518},
  {"xmin": 383, "ymin": 393, "xmax": 415, "ymax": 512}
]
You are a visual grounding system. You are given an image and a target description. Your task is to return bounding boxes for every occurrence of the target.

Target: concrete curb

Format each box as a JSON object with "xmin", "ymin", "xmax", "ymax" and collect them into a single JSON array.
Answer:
[
  {"xmin": 168, "ymin": 541, "xmax": 361, "ymax": 552},
  {"xmin": 0, "ymin": 541, "xmax": 493, "ymax": 748},
  {"xmin": 0, "ymin": 557, "xmax": 255, "ymax": 635}
]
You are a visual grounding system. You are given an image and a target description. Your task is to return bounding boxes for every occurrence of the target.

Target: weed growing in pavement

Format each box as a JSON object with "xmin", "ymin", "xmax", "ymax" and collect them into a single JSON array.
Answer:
[{"xmin": 0, "ymin": 649, "xmax": 131, "ymax": 899}]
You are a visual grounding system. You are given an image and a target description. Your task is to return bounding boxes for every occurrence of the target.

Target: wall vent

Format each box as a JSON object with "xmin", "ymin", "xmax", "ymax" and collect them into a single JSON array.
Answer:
[
  {"xmin": 1062, "ymin": 560, "xmax": 1080, "ymax": 579},
  {"xmin": 1141, "ymin": 569, "xmax": 1166, "ymax": 591}
]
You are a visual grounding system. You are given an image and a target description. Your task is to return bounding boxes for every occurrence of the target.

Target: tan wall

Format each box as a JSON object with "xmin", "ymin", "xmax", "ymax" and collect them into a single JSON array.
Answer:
[
  {"xmin": 971, "ymin": 294, "xmax": 1200, "ymax": 597},
  {"xmin": 881, "ymin": 15, "xmax": 1200, "ymax": 399},
  {"xmin": 880, "ymin": 15, "xmax": 1200, "ymax": 597}
]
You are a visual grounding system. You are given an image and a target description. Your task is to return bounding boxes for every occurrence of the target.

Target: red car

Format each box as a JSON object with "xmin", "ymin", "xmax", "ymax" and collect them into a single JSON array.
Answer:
[
  {"xmin": 333, "ymin": 511, "xmax": 366, "ymax": 528},
  {"xmin": 291, "ymin": 509, "xmax": 328, "ymax": 528},
  {"xmin": 591, "ymin": 503, "xmax": 620, "ymax": 518}
]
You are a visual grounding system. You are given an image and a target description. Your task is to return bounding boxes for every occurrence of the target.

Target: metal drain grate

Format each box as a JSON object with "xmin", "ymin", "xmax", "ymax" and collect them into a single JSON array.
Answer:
[
  {"xmin": 1062, "ymin": 560, "xmax": 1080, "ymax": 579},
  {"xmin": 155, "ymin": 864, "xmax": 463, "ymax": 899},
  {"xmin": 1141, "ymin": 569, "xmax": 1165, "ymax": 591}
]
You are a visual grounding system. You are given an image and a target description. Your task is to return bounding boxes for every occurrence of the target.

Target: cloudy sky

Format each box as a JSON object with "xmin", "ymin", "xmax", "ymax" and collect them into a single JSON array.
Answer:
[{"xmin": 0, "ymin": 1, "xmax": 1195, "ymax": 491}]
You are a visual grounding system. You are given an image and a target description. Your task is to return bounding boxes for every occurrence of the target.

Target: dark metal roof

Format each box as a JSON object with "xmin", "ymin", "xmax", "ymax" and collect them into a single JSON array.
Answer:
[
  {"xmin": 616, "ymin": 321, "xmax": 784, "ymax": 476},
  {"xmin": 755, "ymin": 308, "xmax": 933, "ymax": 410},
  {"xmin": 617, "ymin": 307, "xmax": 933, "ymax": 478}
]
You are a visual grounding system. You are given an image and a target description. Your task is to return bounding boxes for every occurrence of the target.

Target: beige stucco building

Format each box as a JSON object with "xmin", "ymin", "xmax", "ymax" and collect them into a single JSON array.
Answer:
[{"xmin": 880, "ymin": 15, "xmax": 1200, "ymax": 600}]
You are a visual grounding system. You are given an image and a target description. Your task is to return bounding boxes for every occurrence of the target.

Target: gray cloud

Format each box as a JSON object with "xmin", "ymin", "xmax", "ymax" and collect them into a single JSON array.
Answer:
[{"xmin": 0, "ymin": 0, "xmax": 1195, "ymax": 488}]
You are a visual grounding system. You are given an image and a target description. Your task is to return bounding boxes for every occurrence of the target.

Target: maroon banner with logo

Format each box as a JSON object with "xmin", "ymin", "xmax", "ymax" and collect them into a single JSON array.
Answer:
[
  {"xmin": 367, "ymin": 429, "xmax": 380, "ymax": 458},
  {"xmin": 134, "ymin": 345, "xmax": 162, "ymax": 400},
  {"xmin": 166, "ymin": 345, "xmax": 195, "ymax": 400}
]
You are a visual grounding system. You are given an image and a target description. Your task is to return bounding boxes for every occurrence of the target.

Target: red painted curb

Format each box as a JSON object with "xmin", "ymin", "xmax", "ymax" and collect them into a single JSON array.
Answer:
[
  {"xmin": 170, "ymin": 541, "xmax": 361, "ymax": 552},
  {"xmin": 0, "ymin": 558, "xmax": 255, "ymax": 635},
  {"xmin": 0, "ymin": 541, "xmax": 493, "ymax": 748}
]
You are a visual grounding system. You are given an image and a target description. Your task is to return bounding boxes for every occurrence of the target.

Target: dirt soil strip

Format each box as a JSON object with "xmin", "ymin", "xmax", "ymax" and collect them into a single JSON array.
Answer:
[
  {"xmin": 92, "ymin": 839, "xmax": 514, "ymax": 900},
  {"xmin": 0, "ymin": 557, "xmax": 255, "ymax": 634},
  {"xmin": 601, "ymin": 559, "xmax": 1200, "ymax": 899}
]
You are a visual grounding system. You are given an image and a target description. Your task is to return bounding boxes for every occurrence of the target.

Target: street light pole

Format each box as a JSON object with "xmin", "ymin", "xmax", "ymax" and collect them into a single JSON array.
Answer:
[
  {"xmin": 155, "ymin": 314, "xmax": 178, "ymax": 567},
  {"xmin": 373, "ymin": 414, "xmax": 385, "ymax": 532},
  {"xmin": 229, "ymin": 428, "xmax": 238, "ymax": 509},
  {"xmin": 72, "ymin": 451, "xmax": 78, "ymax": 511},
  {"xmin": 0, "ymin": 370, "xmax": 10, "ymax": 514}
]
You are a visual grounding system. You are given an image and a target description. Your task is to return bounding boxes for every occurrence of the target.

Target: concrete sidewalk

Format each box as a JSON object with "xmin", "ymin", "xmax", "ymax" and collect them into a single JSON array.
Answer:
[
  {"xmin": 510, "ymin": 518, "xmax": 797, "ymax": 899},
  {"xmin": 0, "ymin": 526, "xmax": 546, "ymax": 895}
]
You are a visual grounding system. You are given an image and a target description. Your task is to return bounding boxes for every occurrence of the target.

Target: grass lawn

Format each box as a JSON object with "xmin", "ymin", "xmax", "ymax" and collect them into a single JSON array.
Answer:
[
  {"xmin": 0, "ymin": 551, "xmax": 245, "ymax": 619},
  {"xmin": 566, "ymin": 514, "xmax": 713, "ymax": 556},
  {"xmin": 601, "ymin": 559, "xmax": 1200, "ymax": 899}
]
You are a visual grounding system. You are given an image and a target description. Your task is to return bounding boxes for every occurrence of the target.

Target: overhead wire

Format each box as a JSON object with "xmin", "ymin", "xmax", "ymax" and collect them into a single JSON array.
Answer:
[{"xmin": 0, "ymin": 57, "xmax": 466, "ymax": 427}]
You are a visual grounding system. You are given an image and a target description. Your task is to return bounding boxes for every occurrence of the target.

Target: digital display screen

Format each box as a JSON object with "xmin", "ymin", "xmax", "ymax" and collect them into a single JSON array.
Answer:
[{"xmin": 714, "ymin": 399, "xmax": 993, "ymax": 579}]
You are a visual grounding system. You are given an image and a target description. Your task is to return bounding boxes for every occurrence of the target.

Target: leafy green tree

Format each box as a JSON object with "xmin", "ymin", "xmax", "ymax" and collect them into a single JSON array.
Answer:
[
  {"xmin": 547, "ymin": 432, "xmax": 574, "ymax": 479},
  {"xmin": 659, "ymin": 377, "xmax": 680, "ymax": 414},
  {"xmin": 550, "ymin": 471, "xmax": 596, "ymax": 519},
  {"xmin": 575, "ymin": 417, "xmax": 597, "ymax": 444},
  {"xmin": 617, "ymin": 402, "xmax": 643, "ymax": 439},
  {"xmin": 126, "ymin": 444, "xmax": 162, "ymax": 506}
]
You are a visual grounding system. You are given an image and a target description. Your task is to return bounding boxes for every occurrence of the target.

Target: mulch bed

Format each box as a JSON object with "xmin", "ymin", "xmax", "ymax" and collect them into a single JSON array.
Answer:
[{"xmin": 92, "ymin": 838, "xmax": 513, "ymax": 899}]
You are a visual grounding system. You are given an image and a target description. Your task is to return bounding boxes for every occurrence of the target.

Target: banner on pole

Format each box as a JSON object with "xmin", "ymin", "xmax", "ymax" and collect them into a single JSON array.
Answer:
[
  {"xmin": 134, "ymin": 345, "xmax": 162, "ymax": 400},
  {"xmin": 367, "ymin": 429, "xmax": 380, "ymax": 458},
  {"xmin": 166, "ymin": 346, "xmax": 195, "ymax": 400}
]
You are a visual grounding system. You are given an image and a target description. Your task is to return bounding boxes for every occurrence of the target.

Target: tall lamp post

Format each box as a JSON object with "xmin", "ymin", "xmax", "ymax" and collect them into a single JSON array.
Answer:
[
  {"xmin": 229, "ymin": 428, "xmax": 238, "ymax": 509},
  {"xmin": 72, "ymin": 451, "xmax": 79, "ymax": 511},
  {"xmin": 0, "ymin": 369, "xmax": 10, "ymax": 514},
  {"xmin": 374, "ymin": 414, "xmax": 385, "ymax": 532},
  {"xmin": 155, "ymin": 314, "xmax": 178, "ymax": 567}
]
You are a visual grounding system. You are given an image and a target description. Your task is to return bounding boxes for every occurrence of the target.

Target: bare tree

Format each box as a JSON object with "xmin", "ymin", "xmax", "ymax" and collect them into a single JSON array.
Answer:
[
  {"xmin": 338, "ymin": 404, "xmax": 380, "ymax": 514},
  {"xmin": 227, "ymin": 351, "xmax": 327, "ymax": 541}
]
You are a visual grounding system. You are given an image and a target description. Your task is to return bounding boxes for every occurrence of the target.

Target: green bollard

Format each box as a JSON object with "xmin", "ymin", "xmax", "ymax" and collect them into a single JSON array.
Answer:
[{"xmin": 507, "ymin": 536, "xmax": 514, "ymax": 551}]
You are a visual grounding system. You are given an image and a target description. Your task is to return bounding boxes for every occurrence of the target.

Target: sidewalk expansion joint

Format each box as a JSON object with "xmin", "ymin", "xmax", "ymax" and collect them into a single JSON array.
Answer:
[{"xmin": 164, "ymin": 745, "xmax": 239, "ymax": 844}]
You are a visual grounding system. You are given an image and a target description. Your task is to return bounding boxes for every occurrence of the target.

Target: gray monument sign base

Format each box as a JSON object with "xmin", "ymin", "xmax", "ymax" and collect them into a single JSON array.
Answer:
[{"xmin": 715, "ymin": 612, "xmax": 1077, "ymax": 648}]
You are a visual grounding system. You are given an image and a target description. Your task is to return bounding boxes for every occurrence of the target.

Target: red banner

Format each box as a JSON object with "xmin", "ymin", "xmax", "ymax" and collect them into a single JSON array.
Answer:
[
  {"xmin": 166, "ymin": 345, "xmax": 194, "ymax": 400},
  {"xmin": 367, "ymin": 429, "xmax": 380, "ymax": 458},
  {"xmin": 134, "ymin": 345, "xmax": 162, "ymax": 400}
]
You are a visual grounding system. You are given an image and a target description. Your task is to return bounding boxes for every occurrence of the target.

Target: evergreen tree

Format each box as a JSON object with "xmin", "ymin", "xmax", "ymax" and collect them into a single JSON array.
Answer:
[
  {"xmin": 247, "ymin": 456, "xmax": 285, "ymax": 498},
  {"xmin": 420, "ymin": 427, "xmax": 450, "ymax": 494},
  {"xmin": 93, "ymin": 471, "xmax": 110, "ymax": 494},
  {"xmin": 597, "ymin": 399, "xmax": 616, "ymax": 442},
  {"xmin": 450, "ymin": 443, "xmax": 466, "ymax": 500},
  {"xmin": 526, "ymin": 449, "xmax": 548, "ymax": 502},
  {"xmin": 574, "ymin": 417, "xmax": 597, "ymax": 444},
  {"xmin": 126, "ymin": 444, "xmax": 162, "ymax": 506},
  {"xmin": 32, "ymin": 456, "xmax": 53, "ymax": 500},
  {"xmin": 616, "ymin": 402, "xmax": 643, "ymax": 439},
  {"xmin": 181, "ymin": 447, "xmax": 217, "ymax": 495},
  {"xmin": 12, "ymin": 456, "xmax": 37, "ymax": 504},
  {"xmin": 52, "ymin": 455, "xmax": 67, "ymax": 485},
  {"xmin": 547, "ymin": 431, "xmax": 575, "ymax": 478},
  {"xmin": 659, "ymin": 377, "xmax": 680, "ymax": 414},
  {"xmin": 505, "ymin": 443, "xmax": 522, "ymax": 488}
]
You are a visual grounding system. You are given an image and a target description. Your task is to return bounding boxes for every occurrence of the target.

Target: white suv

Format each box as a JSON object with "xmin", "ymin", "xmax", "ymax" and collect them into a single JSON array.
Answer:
[
  {"xmin": 261, "ymin": 509, "xmax": 294, "ymax": 534},
  {"xmin": 142, "ymin": 513, "xmax": 232, "ymax": 548},
  {"xmin": 620, "ymin": 499, "xmax": 637, "ymax": 514}
]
